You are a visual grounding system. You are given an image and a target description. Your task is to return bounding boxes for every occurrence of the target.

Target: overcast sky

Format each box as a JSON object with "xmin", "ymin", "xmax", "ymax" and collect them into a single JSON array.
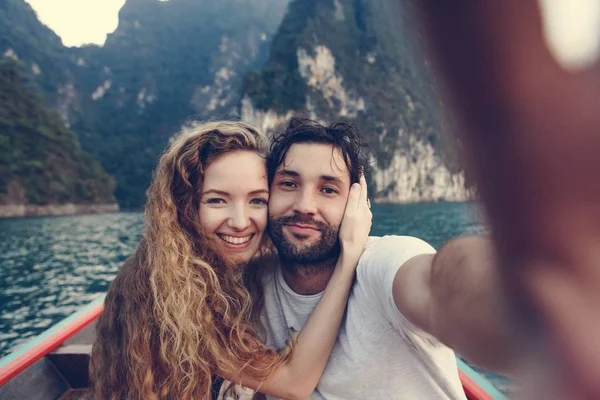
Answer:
[{"xmin": 25, "ymin": 0, "xmax": 600, "ymax": 69}]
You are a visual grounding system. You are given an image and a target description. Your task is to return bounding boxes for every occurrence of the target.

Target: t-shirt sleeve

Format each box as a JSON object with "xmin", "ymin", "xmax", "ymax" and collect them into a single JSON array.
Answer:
[{"xmin": 356, "ymin": 235, "xmax": 437, "ymax": 338}]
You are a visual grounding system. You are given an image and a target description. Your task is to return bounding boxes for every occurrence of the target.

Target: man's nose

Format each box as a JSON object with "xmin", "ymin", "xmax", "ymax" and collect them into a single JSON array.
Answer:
[
  {"xmin": 293, "ymin": 189, "xmax": 318, "ymax": 215},
  {"xmin": 227, "ymin": 205, "xmax": 251, "ymax": 231}
]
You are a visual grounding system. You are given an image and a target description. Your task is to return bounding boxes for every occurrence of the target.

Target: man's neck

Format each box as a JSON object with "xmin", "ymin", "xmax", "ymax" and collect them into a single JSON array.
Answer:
[{"xmin": 280, "ymin": 260, "xmax": 336, "ymax": 295}]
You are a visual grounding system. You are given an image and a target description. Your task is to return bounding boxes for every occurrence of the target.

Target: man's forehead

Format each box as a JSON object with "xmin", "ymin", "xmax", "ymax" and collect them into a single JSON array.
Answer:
[{"xmin": 280, "ymin": 143, "xmax": 349, "ymax": 178}]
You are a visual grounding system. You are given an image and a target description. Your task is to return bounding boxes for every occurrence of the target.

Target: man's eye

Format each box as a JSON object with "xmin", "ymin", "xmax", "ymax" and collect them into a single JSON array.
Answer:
[
  {"xmin": 279, "ymin": 181, "xmax": 296, "ymax": 188},
  {"xmin": 206, "ymin": 198, "xmax": 225, "ymax": 204},
  {"xmin": 250, "ymin": 198, "xmax": 268, "ymax": 205},
  {"xmin": 322, "ymin": 187, "xmax": 338, "ymax": 195}
]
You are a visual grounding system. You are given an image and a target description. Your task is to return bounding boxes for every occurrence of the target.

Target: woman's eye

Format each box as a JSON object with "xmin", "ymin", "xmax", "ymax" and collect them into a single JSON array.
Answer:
[
  {"xmin": 206, "ymin": 198, "xmax": 225, "ymax": 204},
  {"xmin": 250, "ymin": 198, "xmax": 268, "ymax": 205}
]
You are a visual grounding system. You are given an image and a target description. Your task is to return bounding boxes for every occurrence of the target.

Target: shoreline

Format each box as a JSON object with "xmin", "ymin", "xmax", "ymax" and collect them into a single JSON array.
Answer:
[
  {"xmin": 373, "ymin": 197, "xmax": 477, "ymax": 205},
  {"xmin": 0, "ymin": 203, "xmax": 120, "ymax": 218}
]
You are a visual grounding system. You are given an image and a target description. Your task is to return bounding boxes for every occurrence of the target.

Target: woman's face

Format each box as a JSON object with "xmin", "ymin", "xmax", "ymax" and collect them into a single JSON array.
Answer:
[{"xmin": 199, "ymin": 150, "xmax": 268, "ymax": 264}]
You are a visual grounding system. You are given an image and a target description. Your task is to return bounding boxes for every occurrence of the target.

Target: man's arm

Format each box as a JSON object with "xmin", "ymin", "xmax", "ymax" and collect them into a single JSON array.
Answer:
[
  {"xmin": 413, "ymin": 1, "xmax": 600, "ymax": 397},
  {"xmin": 393, "ymin": 235, "xmax": 517, "ymax": 372}
]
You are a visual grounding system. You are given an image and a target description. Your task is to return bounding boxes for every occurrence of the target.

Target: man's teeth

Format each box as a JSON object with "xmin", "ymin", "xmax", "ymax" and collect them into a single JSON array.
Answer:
[{"xmin": 220, "ymin": 235, "xmax": 252, "ymax": 244}]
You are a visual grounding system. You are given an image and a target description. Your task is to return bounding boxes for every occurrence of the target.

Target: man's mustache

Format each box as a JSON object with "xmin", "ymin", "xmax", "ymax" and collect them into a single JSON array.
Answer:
[{"xmin": 270, "ymin": 214, "xmax": 328, "ymax": 231}]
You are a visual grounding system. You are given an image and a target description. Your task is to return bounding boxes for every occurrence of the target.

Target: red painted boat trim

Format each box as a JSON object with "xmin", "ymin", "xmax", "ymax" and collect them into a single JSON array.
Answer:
[
  {"xmin": 459, "ymin": 369, "xmax": 494, "ymax": 400},
  {"xmin": 0, "ymin": 301, "xmax": 104, "ymax": 386}
]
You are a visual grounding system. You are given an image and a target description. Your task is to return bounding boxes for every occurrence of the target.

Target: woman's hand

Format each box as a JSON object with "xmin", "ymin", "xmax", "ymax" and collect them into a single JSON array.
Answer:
[{"xmin": 338, "ymin": 175, "xmax": 372, "ymax": 264}]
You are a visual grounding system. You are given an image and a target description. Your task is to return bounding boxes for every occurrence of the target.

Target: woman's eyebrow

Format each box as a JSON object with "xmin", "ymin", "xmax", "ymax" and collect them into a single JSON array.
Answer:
[
  {"xmin": 248, "ymin": 189, "xmax": 269, "ymax": 196},
  {"xmin": 201, "ymin": 189, "xmax": 229, "ymax": 196}
]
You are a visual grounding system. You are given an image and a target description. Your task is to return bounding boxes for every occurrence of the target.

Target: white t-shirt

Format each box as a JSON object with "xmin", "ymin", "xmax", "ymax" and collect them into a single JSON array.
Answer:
[{"xmin": 259, "ymin": 236, "xmax": 467, "ymax": 400}]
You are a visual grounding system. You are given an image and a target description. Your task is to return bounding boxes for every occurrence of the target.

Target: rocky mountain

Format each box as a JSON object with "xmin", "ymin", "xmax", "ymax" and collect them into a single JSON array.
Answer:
[
  {"xmin": 0, "ymin": 0, "xmax": 79, "ymax": 119},
  {"xmin": 2, "ymin": 0, "xmax": 289, "ymax": 207},
  {"xmin": 67, "ymin": 0, "xmax": 290, "ymax": 207},
  {"xmin": 0, "ymin": 61, "xmax": 116, "ymax": 217},
  {"xmin": 242, "ymin": 0, "xmax": 470, "ymax": 202},
  {"xmin": 2, "ymin": 0, "xmax": 469, "ymax": 207}
]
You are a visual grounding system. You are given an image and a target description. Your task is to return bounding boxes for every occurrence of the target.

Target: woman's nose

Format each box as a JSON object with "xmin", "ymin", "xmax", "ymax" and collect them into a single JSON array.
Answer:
[{"xmin": 227, "ymin": 205, "xmax": 251, "ymax": 231}]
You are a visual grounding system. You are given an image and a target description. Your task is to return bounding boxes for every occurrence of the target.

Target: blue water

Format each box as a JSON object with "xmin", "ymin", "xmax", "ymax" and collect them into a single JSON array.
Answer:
[
  {"xmin": 0, "ymin": 212, "xmax": 143, "ymax": 356},
  {"xmin": 0, "ymin": 202, "xmax": 511, "ymax": 393}
]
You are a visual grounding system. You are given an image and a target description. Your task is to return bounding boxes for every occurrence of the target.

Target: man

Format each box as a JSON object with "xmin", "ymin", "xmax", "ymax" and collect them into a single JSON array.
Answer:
[{"xmin": 258, "ymin": 118, "xmax": 515, "ymax": 399}]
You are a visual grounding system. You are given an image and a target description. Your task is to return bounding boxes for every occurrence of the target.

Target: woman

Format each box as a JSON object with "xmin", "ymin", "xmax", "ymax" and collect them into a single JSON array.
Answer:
[{"xmin": 90, "ymin": 121, "xmax": 371, "ymax": 400}]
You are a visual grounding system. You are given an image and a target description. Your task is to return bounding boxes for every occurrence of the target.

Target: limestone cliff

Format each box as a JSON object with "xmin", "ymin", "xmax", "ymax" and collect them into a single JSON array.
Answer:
[{"xmin": 242, "ymin": 0, "xmax": 471, "ymax": 203}]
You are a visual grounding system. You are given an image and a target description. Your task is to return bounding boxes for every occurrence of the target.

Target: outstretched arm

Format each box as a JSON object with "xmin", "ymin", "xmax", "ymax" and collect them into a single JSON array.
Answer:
[
  {"xmin": 393, "ymin": 235, "xmax": 517, "ymax": 373},
  {"xmin": 220, "ymin": 176, "xmax": 372, "ymax": 400},
  {"xmin": 413, "ymin": 0, "xmax": 600, "ymax": 397}
]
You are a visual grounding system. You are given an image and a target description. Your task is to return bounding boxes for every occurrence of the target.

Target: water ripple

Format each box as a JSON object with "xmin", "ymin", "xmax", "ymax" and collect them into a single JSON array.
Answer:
[{"xmin": 0, "ymin": 212, "xmax": 143, "ymax": 356}]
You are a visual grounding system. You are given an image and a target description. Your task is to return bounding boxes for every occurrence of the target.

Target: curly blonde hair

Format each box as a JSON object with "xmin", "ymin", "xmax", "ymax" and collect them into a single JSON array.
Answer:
[{"xmin": 90, "ymin": 121, "xmax": 290, "ymax": 400}]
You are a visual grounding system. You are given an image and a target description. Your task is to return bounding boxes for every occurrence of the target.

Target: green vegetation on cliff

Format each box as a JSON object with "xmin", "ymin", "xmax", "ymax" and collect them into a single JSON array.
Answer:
[
  {"xmin": 2, "ymin": 0, "xmax": 289, "ymax": 208},
  {"xmin": 0, "ymin": 62, "xmax": 115, "ymax": 205},
  {"xmin": 243, "ymin": 0, "xmax": 449, "ymax": 171},
  {"xmin": 0, "ymin": 0, "xmax": 72, "ymax": 104},
  {"xmin": 3, "ymin": 0, "xmax": 460, "ymax": 206},
  {"xmin": 67, "ymin": 0, "xmax": 290, "ymax": 207}
]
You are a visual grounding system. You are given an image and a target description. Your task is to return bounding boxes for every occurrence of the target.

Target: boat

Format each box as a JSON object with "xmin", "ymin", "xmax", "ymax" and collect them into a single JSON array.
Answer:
[{"xmin": 0, "ymin": 295, "xmax": 507, "ymax": 399}]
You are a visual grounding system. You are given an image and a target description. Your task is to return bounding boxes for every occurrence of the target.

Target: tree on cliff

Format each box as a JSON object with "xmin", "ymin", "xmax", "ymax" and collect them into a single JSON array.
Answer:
[{"xmin": 0, "ymin": 62, "xmax": 115, "ymax": 206}]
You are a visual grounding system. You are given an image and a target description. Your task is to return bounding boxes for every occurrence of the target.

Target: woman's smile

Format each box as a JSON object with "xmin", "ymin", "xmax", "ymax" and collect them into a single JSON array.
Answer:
[{"xmin": 217, "ymin": 233, "xmax": 256, "ymax": 250}]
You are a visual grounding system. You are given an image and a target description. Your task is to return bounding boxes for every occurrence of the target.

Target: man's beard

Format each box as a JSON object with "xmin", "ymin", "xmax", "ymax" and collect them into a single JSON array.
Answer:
[{"xmin": 268, "ymin": 214, "xmax": 341, "ymax": 277}]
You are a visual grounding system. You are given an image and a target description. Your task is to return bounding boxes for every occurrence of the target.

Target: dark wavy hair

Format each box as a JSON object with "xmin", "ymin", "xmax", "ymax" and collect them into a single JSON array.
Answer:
[{"xmin": 267, "ymin": 118, "xmax": 370, "ymax": 184}]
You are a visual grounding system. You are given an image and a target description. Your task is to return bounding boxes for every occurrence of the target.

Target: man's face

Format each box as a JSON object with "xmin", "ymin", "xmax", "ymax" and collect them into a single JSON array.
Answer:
[{"xmin": 268, "ymin": 143, "xmax": 351, "ymax": 266}]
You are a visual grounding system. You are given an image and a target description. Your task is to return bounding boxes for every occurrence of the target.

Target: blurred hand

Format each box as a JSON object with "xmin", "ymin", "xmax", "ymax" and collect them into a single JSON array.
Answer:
[{"xmin": 415, "ymin": 0, "xmax": 600, "ymax": 397}]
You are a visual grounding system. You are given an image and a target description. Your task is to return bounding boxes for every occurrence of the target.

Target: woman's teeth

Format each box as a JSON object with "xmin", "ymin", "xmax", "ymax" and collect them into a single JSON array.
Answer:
[{"xmin": 219, "ymin": 234, "xmax": 252, "ymax": 245}]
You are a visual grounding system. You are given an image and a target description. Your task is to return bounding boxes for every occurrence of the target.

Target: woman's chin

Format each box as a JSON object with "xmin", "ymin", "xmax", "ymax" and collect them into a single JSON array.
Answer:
[
  {"xmin": 230, "ymin": 251, "xmax": 260, "ymax": 267},
  {"xmin": 217, "ymin": 241, "xmax": 261, "ymax": 266}
]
